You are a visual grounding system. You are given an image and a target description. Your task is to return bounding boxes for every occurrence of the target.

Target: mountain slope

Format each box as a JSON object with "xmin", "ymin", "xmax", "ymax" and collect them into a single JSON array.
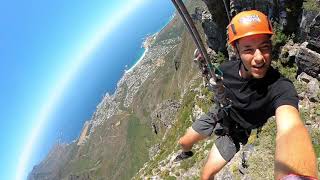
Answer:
[
  {"xmin": 28, "ymin": 1, "xmax": 206, "ymax": 179},
  {"xmin": 29, "ymin": 0, "xmax": 320, "ymax": 179}
]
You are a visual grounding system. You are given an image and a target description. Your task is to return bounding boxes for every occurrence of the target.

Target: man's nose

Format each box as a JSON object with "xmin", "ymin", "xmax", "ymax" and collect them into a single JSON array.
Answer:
[{"xmin": 253, "ymin": 49, "xmax": 264, "ymax": 63}]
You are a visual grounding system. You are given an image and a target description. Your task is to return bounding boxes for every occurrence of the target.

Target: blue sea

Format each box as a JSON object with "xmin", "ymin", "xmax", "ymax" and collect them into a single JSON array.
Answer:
[{"xmin": 30, "ymin": 0, "xmax": 175, "ymax": 174}]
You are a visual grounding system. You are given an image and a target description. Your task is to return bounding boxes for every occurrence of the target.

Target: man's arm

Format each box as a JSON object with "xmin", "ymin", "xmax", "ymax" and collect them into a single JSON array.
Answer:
[{"xmin": 274, "ymin": 105, "xmax": 318, "ymax": 179}]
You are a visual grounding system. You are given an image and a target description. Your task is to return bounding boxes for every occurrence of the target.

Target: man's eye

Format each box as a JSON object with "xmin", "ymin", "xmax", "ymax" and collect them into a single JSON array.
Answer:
[
  {"xmin": 244, "ymin": 49, "xmax": 253, "ymax": 53},
  {"xmin": 260, "ymin": 46, "xmax": 270, "ymax": 51}
]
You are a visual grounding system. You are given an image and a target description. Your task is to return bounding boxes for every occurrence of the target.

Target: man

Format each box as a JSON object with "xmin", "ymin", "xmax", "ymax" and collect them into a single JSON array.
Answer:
[{"xmin": 174, "ymin": 10, "xmax": 318, "ymax": 180}]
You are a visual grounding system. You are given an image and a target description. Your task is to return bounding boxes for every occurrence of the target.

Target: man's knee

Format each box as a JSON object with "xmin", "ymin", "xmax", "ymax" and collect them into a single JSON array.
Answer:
[
  {"xmin": 179, "ymin": 127, "xmax": 205, "ymax": 143},
  {"xmin": 178, "ymin": 136, "xmax": 190, "ymax": 148},
  {"xmin": 201, "ymin": 144, "xmax": 228, "ymax": 180},
  {"xmin": 201, "ymin": 171, "xmax": 215, "ymax": 180},
  {"xmin": 178, "ymin": 133, "xmax": 194, "ymax": 150},
  {"xmin": 201, "ymin": 164, "xmax": 219, "ymax": 180},
  {"xmin": 178, "ymin": 127, "xmax": 206, "ymax": 150}
]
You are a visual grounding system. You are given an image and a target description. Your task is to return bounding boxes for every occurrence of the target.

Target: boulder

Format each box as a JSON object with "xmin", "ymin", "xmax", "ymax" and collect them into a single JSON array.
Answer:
[
  {"xmin": 307, "ymin": 78, "xmax": 320, "ymax": 102},
  {"xmin": 297, "ymin": 72, "xmax": 320, "ymax": 102},
  {"xmin": 279, "ymin": 40, "xmax": 300, "ymax": 66},
  {"xmin": 297, "ymin": 72, "xmax": 314, "ymax": 83},
  {"xmin": 295, "ymin": 45, "xmax": 320, "ymax": 80}
]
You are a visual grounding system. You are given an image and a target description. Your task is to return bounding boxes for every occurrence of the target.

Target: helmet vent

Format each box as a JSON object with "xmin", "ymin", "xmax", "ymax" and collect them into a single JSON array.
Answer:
[{"xmin": 231, "ymin": 24, "xmax": 237, "ymax": 35}]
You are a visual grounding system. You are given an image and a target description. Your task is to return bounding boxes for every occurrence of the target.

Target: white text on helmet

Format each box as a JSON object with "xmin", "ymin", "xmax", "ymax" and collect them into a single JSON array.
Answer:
[{"xmin": 239, "ymin": 15, "xmax": 261, "ymax": 24}]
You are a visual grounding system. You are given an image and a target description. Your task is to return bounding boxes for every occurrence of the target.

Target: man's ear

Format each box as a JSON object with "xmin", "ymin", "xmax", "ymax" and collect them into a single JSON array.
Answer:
[
  {"xmin": 234, "ymin": 48, "xmax": 240, "ymax": 58},
  {"xmin": 233, "ymin": 41, "xmax": 241, "ymax": 59}
]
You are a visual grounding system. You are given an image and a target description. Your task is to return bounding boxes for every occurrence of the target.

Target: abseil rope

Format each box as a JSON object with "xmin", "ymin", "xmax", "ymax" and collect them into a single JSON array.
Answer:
[{"xmin": 171, "ymin": 0, "xmax": 229, "ymax": 107}]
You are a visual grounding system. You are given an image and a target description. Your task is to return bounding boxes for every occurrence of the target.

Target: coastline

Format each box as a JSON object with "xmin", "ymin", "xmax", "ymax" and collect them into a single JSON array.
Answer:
[
  {"xmin": 125, "ymin": 13, "xmax": 174, "ymax": 74},
  {"xmin": 125, "ymin": 47, "xmax": 148, "ymax": 73}
]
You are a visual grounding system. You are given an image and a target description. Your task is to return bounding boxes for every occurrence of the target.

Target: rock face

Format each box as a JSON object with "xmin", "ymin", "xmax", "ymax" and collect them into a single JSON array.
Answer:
[
  {"xmin": 282, "ymin": 0, "xmax": 304, "ymax": 33},
  {"xmin": 296, "ymin": 44, "xmax": 320, "ymax": 80},
  {"xmin": 201, "ymin": 0, "xmax": 229, "ymax": 54},
  {"xmin": 201, "ymin": 0, "xmax": 304, "ymax": 54},
  {"xmin": 151, "ymin": 100, "xmax": 182, "ymax": 134},
  {"xmin": 281, "ymin": 11, "xmax": 320, "ymax": 81},
  {"xmin": 201, "ymin": 10, "xmax": 226, "ymax": 53},
  {"xmin": 28, "ymin": 144, "xmax": 75, "ymax": 180},
  {"xmin": 307, "ymin": 13, "xmax": 320, "ymax": 53},
  {"xmin": 299, "ymin": 10, "xmax": 319, "ymax": 42}
]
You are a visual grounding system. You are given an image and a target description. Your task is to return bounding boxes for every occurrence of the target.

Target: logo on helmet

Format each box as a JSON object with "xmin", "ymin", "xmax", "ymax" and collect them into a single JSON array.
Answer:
[{"xmin": 239, "ymin": 15, "xmax": 261, "ymax": 24}]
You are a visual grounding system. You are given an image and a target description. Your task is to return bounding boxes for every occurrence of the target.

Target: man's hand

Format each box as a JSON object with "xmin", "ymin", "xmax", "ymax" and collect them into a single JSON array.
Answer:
[{"xmin": 275, "ymin": 105, "xmax": 318, "ymax": 179}]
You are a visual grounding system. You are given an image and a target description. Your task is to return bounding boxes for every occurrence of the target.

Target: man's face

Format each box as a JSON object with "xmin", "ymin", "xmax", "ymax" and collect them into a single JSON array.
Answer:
[{"xmin": 237, "ymin": 34, "xmax": 272, "ymax": 79}]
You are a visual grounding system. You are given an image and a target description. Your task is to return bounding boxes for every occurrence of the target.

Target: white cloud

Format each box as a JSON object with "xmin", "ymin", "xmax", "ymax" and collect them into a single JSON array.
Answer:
[{"xmin": 15, "ymin": 0, "xmax": 145, "ymax": 179}]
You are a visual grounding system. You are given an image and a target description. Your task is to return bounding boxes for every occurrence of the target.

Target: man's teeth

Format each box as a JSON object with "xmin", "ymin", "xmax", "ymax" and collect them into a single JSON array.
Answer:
[{"xmin": 254, "ymin": 64, "xmax": 264, "ymax": 68}]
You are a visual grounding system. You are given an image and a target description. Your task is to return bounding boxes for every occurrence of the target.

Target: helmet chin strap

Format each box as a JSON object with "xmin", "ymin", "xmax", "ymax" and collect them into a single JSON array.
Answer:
[
  {"xmin": 235, "ymin": 42, "xmax": 249, "ymax": 72},
  {"xmin": 240, "ymin": 60, "xmax": 249, "ymax": 72}
]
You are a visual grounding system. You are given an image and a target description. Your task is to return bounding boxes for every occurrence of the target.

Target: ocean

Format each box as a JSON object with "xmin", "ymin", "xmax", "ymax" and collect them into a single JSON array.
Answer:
[{"xmin": 30, "ymin": 0, "xmax": 176, "ymax": 173}]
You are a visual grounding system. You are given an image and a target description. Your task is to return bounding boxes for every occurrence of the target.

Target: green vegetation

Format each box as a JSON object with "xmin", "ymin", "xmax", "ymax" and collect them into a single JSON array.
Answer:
[
  {"xmin": 271, "ymin": 24, "xmax": 297, "ymax": 57},
  {"xmin": 272, "ymin": 60, "xmax": 298, "ymax": 81},
  {"xmin": 195, "ymin": 87, "xmax": 214, "ymax": 113},
  {"xmin": 247, "ymin": 120, "xmax": 276, "ymax": 179},
  {"xmin": 160, "ymin": 170, "xmax": 170, "ymax": 178},
  {"xmin": 311, "ymin": 129, "xmax": 320, "ymax": 157},
  {"xmin": 138, "ymin": 84, "xmax": 211, "ymax": 177},
  {"xmin": 215, "ymin": 51, "xmax": 226, "ymax": 65},
  {"xmin": 303, "ymin": 0, "xmax": 320, "ymax": 11},
  {"xmin": 230, "ymin": 163, "xmax": 241, "ymax": 180},
  {"xmin": 272, "ymin": 24, "xmax": 291, "ymax": 47},
  {"xmin": 164, "ymin": 176, "xmax": 177, "ymax": 180},
  {"xmin": 126, "ymin": 115, "xmax": 155, "ymax": 177}
]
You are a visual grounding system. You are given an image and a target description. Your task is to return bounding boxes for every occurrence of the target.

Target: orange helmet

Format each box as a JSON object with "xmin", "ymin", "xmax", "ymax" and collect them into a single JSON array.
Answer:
[{"xmin": 227, "ymin": 10, "xmax": 273, "ymax": 46}]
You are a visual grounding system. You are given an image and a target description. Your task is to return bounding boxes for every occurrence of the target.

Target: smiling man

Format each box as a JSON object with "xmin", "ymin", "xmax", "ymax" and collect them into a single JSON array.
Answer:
[{"xmin": 174, "ymin": 10, "xmax": 318, "ymax": 180}]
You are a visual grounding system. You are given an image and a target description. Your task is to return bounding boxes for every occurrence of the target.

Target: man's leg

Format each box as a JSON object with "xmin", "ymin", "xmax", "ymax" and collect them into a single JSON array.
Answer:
[
  {"xmin": 178, "ymin": 127, "xmax": 207, "ymax": 151},
  {"xmin": 202, "ymin": 134, "xmax": 242, "ymax": 179},
  {"xmin": 174, "ymin": 127, "xmax": 208, "ymax": 162},
  {"xmin": 201, "ymin": 144, "xmax": 228, "ymax": 180}
]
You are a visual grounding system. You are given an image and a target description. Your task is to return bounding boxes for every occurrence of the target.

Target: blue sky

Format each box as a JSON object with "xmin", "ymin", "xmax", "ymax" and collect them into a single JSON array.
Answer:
[{"xmin": 0, "ymin": 0, "xmax": 174, "ymax": 179}]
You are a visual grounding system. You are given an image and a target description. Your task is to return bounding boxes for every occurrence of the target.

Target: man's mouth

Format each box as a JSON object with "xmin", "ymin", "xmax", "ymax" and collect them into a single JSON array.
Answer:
[{"xmin": 253, "ymin": 63, "xmax": 265, "ymax": 69}]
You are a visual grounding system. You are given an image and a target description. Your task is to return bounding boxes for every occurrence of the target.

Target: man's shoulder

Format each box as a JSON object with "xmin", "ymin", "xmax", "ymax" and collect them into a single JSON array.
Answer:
[
  {"xmin": 268, "ymin": 68, "xmax": 294, "ymax": 89},
  {"xmin": 219, "ymin": 60, "xmax": 239, "ymax": 72},
  {"xmin": 267, "ymin": 69, "xmax": 299, "ymax": 110}
]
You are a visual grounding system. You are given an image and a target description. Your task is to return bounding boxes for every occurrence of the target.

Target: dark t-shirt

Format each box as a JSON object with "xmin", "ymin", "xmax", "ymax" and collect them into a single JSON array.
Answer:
[{"xmin": 219, "ymin": 60, "xmax": 299, "ymax": 127}]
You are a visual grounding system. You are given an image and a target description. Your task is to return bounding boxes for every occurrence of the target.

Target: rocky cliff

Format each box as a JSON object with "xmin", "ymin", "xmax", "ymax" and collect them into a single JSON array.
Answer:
[{"xmin": 29, "ymin": 0, "xmax": 320, "ymax": 179}]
